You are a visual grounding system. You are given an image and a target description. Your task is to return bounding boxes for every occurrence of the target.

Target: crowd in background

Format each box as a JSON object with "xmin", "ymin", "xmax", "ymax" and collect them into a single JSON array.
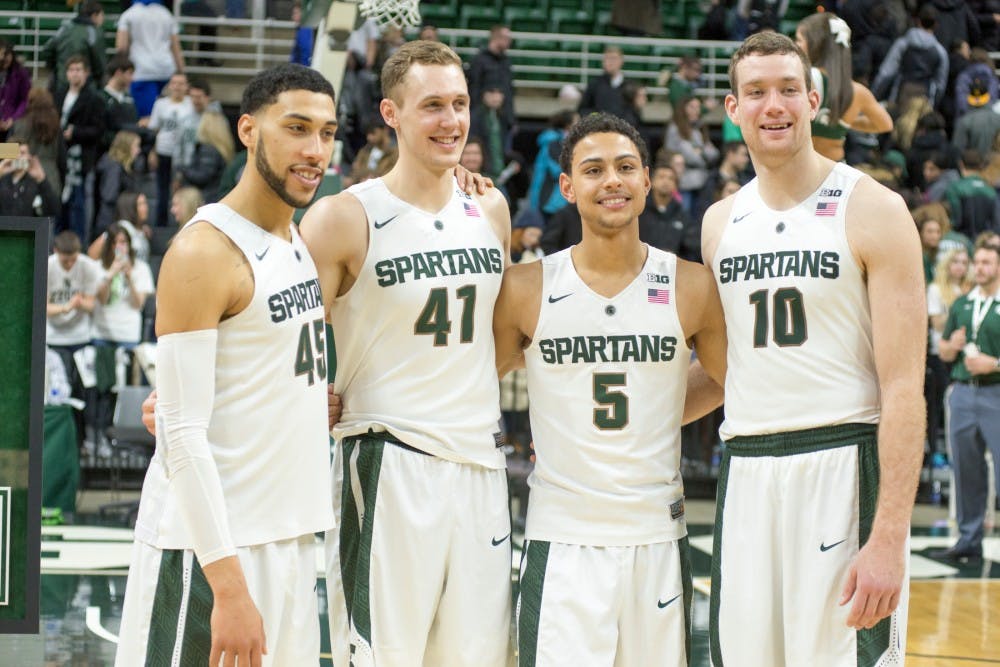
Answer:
[{"xmin": 26, "ymin": 0, "xmax": 1000, "ymax": 496}]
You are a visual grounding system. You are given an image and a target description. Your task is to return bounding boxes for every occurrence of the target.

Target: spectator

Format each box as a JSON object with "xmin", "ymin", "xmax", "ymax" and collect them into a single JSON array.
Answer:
[
  {"xmin": 180, "ymin": 0, "xmax": 221, "ymax": 67},
  {"xmin": 918, "ymin": 211, "xmax": 945, "ymax": 283},
  {"xmin": 696, "ymin": 141, "xmax": 751, "ymax": 221},
  {"xmin": 41, "ymin": 0, "xmax": 105, "ymax": 93},
  {"xmin": 0, "ymin": 136, "xmax": 61, "ymax": 218},
  {"xmin": 914, "ymin": 200, "xmax": 973, "ymax": 255},
  {"xmin": 611, "ymin": 0, "xmax": 663, "ymax": 36},
  {"xmin": 539, "ymin": 203, "xmax": 582, "ymax": 254},
  {"xmin": 666, "ymin": 55, "xmax": 705, "ymax": 107},
  {"xmin": 170, "ymin": 184, "xmax": 203, "ymax": 227},
  {"xmin": 12, "ymin": 87, "xmax": 65, "ymax": 196},
  {"xmin": 839, "ymin": 0, "xmax": 899, "ymax": 85},
  {"xmin": 148, "ymin": 72, "xmax": 194, "ymax": 226},
  {"xmin": 56, "ymin": 55, "xmax": 105, "ymax": 243},
  {"xmin": 970, "ymin": 0, "xmax": 1000, "ymax": 51},
  {"xmin": 734, "ymin": 0, "xmax": 789, "ymax": 37},
  {"xmin": 907, "ymin": 111, "xmax": 955, "ymax": 190},
  {"xmin": 466, "ymin": 25, "xmax": 515, "ymax": 134},
  {"xmin": 933, "ymin": 244, "xmax": 1000, "ymax": 562},
  {"xmin": 620, "ymin": 81, "xmax": 647, "ymax": 137},
  {"xmin": 94, "ymin": 130, "xmax": 141, "ymax": 236},
  {"xmin": 923, "ymin": 151, "xmax": 962, "ymax": 203},
  {"xmin": 46, "ymin": 229, "xmax": 100, "ymax": 444},
  {"xmin": 89, "ymin": 190, "xmax": 152, "ymax": 263},
  {"xmin": 892, "ymin": 95, "xmax": 935, "ymax": 152},
  {"xmin": 951, "ymin": 83, "xmax": 1000, "ymax": 156},
  {"xmin": 638, "ymin": 162, "xmax": 700, "ymax": 261},
  {"xmin": 945, "ymin": 148, "xmax": 999, "ymax": 238},
  {"xmin": 796, "ymin": 13, "xmax": 893, "ymax": 163},
  {"xmin": 100, "ymin": 53, "xmax": 143, "ymax": 154},
  {"xmin": 929, "ymin": 0, "xmax": 981, "ymax": 54},
  {"xmin": 175, "ymin": 77, "xmax": 221, "ymax": 173},
  {"xmin": 350, "ymin": 117, "xmax": 398, "ymax": 184},
  {"xmin": 0, "ymin": 40, "xmax": 31, "ymax": 141},
  {"xmin": 290, "ymin": 1, "xmax": 315, "ymax": 66},
  {"xmin": 664, "ymin": 95, "xmax": 719, "ymax": 212},
  {"xmin": 418, "ymin": 24, "xmax": 439, "ymax": 42},
  {"xmin": 346, "ymin": 16, "xmax": 381, "ymax": 73},
  {"xmin": 116, "ymin": 0, "xmax": 185, "ymax": 118},
  {"xmin": 871, "ymin": 4, "xmax": 949, "ymax": 109},
  {"xmin": 528, "ymin": 110, "xmax": 576, "ymax": 221},
  {"xmin": 91, "ymin": 222, "xmax": 154, "ymax": 436},
  {"xmin": 954, "ymin": 47, "xmax": 999, "ymax": 118},
  {"xmin": 579, "ymin": 45, "xmax": 630, "ymax": 118},
  {"xmin": 470, "ymin": 84, "xmax": 510, "ymax": 179},
  {"xmin": 176, "ymin": 110, "xmax": 234, "ymax": 203}
]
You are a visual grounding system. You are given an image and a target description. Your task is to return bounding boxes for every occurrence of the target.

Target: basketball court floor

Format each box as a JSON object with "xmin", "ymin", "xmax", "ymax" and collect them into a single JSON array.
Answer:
[{"xmin": 2, "ymin": 498, "xmax": 998, "ymax": 666}]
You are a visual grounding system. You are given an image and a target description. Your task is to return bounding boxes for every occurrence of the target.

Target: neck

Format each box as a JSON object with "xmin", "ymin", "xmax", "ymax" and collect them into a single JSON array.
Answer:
[
  {"xmin": 221, "ymin": 168, "xmax": 296, "ymax": 237},
  {"xmin": 651, "ymin": 191, "xmax": 672, "ymax": 208},
  {"xmin": 979, "ymin": 279, "xmax": 999, "ymax": 296},
  {"xmin": 574, "ymin": 223, "xmax": 645, "ymax": 275},
  {"xmin": 752, "ymin": 147, "xmax": 831, "ymax": 209},
  {"xmin": 382, "ymin": 152, "xmax": 455, "ymax": 212},
  {"xmin": 69, "ymin": 83, "xmax": 83, "ymax": 93}
]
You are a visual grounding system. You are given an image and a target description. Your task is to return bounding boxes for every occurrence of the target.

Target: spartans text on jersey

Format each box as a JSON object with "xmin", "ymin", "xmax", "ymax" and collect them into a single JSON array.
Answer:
[
  {"xmin": 375, "ymin": 247, "xmax": 504, "ymax": 287},
  {"xmin": 718, "ymin": 250, "xmax": 840, "ymax": 284},
  {"xmin": 268, "ymin": 278, "xmax": 323, "ymax": 323},
  {"xmin": 538, "ymin": 334, "xmax": 678, "ymax": 365}
]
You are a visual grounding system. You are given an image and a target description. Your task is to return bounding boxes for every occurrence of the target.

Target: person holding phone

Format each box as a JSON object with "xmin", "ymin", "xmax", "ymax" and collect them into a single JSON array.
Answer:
[{"xmin": 0, "ymin": 135, "xmax": 61, "ymax": 217}]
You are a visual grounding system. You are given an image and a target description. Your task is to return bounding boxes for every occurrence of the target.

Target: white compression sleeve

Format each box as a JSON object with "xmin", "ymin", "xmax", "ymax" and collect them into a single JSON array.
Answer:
[{"xmin": 156, "ymin": 329, "xmax": 236, "ymax": 566}]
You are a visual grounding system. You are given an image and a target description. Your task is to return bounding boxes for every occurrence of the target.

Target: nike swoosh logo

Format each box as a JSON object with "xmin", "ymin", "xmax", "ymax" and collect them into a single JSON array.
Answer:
[
  {"xmin": 657, "ymin": 594, "xmax": 681, "ymax": 609},
  {"xmin": 255, "ymin": 247, "xmax": 269, "ymax": 261},
  {"xmin": 491, "ymin": 533, "xmax": 510, "ymax": 546},
  {"xmin": 733, "ymin": 212, "xmax": 750, "ymax": 223},
  {"xmin": 373, "ymin": 215, "xmax": 398, "ymax": 229},
  {"xmin": 548, "ymin": 293, "xmax": 573, "ymax": 303},
  {"xmin": 820, "ymin": 539, "xmax": 846, "ymax": 552}
]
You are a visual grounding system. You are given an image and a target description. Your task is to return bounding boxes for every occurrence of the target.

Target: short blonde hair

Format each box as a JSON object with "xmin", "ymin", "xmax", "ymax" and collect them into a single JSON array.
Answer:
[
  {"xmin": 381, "ymin": 40, "xmax": 462, "ymax": 103},
  {"xmin": 197, "ymin": 110, "xmax": 235, "ymax": 163},
  {"xmin": 729, "ymin": 31, "xmax": 812, "ymax": 95}
]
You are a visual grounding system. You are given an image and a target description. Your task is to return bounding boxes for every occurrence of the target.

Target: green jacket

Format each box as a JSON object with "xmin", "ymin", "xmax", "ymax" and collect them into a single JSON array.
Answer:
[
  {"xmin": 944, "ymin": 287, "xmax": 1000, "ymax": 382},
  {"xmin": 41, "ymin": 15, "xmax": 106, "ymax": 89},
  {"xmin": 943, "ymin": 174, "xmax": 998, "ymax": 238}
]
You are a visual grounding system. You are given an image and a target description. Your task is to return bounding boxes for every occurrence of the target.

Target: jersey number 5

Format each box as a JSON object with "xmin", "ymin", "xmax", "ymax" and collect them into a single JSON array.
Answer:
[
  {"xmin": 414, "ymin": 285, "xmax": 476, "ymax": 346},
  {"xmin": 295, "ymin": 318, "xmax": 328, "ymax": 385},
  {"xmin": 749, "ymin": 287, "xmax": 808, "ymax": 347},
  {"xmin": 593, "ymin": 372, "xmax": 628, "ymax": 430}
]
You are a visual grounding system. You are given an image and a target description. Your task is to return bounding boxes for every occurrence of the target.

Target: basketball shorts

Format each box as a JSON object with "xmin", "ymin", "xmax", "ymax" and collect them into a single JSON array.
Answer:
[
  {"xmin": 710, "ymin": 423, "xmax": 909, "ymax": 667},
  {"xmin": 517, "ymin": 538, "xmax": 692, "ymax": 667},
  {"xmin": 115, "ymin": 534, "xmax": 320, "ymax": 666},
  {"xmin": 327, "ymin": 432, "xmax": 512, "ymax": 667}
]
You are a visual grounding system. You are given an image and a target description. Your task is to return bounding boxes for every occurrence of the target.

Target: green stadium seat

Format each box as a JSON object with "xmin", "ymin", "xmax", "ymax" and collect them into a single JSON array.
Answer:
[
  {"xmin": 550, "ymin": 0, "xmax": 591, "ymax": 10},
  {"xmin": 459, "ymin": 5, "xmax": 500, "ymax": 30},
  {"xmin": 550, "ymin": 8, "xmax": 590, "ymax": 35},
  {"xmin": 419, "ymin": 3, "xmax": 458, "ymax": 28},
  {"xmin": 592, "ymin": 9, "xmax": 612, "ymax": 33},
  {"xmin": 504, "ymin": 7, "xmax": 547, "ymax": 33}
]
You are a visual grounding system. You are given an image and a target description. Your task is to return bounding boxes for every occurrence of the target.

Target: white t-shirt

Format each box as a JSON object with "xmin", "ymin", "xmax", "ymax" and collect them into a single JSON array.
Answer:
[
  {"xmin": 149, "ymin": 96, "xmax": 195, "ymax": 157},
  {"xmin": 47, "ymin": 253, "xmax": 101, "ymax": 346},
  {"xmin": 91, "ymin": 259, "xmax": 155, "ymax": 344},
  {"xmin": 117, "ymin": 3, "xmax": 179, "ymax": 81}
]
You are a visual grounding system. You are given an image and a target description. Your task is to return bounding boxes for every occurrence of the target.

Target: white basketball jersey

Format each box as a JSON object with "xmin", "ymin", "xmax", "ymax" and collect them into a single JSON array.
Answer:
[
  {"xmin": 134, "ymin": 204, "xmax": 334, "ymax": 549},
  {"xmin": 524, "ymin": 247, "xmax": 690, "ymax": 546},
  {"xmin": 331, "ymin": 178, "xmax": 505, "ymax": 469},
  {"xmin": 713, "ymin": 163, "xmax": 880, "ymax": 439}
]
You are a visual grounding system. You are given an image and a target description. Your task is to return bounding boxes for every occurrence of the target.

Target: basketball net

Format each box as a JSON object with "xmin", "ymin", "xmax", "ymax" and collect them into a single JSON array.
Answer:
[{"xmin": 357, "ymin": 0, "xmax": 422, "ymax": 29}]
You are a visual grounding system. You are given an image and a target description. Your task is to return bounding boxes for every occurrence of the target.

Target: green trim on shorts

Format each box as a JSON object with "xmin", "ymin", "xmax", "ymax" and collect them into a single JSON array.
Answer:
[
  {"xmin": 144, "ymin": 550, "xmax": 212, "ymax": 667},
  {"xmin": 339, "ymin": 435, "xmax": 386, "ymax": 649},
  {"xmin": 856, "ymin": 436, "xmax": 893, "ymax": 666},
  {"xmin": 517, "ymin": 540, "xmax": 550, "ymax": 667},
  {"xmin": 680, "ymin": 536, "xmax": 692, "ymax": 667},
  {"xmin": 709, "ymin": 448, "xmax": 732, "ymax": 667},
  {"xmin": 725, "ymin": 423, "xmax": 878, "ymax": 457}
]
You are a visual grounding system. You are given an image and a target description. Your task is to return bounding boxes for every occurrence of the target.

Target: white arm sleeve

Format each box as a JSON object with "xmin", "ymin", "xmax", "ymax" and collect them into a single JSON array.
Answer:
[{"xmin": 156, "ymin": 329, "xmax": 236, "ymax": 566}]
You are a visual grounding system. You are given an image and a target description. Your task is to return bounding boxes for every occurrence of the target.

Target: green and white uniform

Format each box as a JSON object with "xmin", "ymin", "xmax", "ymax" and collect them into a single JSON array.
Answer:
[
  {"xmin": 518, "ymin": 246, "xmax": 692, "ymax": 666},
  {"xmin": 117, "ymin": 204, "xmax": 334, "ymax": 666},
  {"xmin": 327, "ymin": 178, "xmax": 510, "ymax": 667},
  {"xmin": 710, "ymin": 163, "xmax": 907, "ymax": 666}
]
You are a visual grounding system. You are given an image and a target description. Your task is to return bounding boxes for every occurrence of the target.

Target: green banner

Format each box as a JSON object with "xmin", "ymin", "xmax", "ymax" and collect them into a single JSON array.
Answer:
[{"xmin": 0, "ymin": 218, "xmax": 47, "ymax": 633}]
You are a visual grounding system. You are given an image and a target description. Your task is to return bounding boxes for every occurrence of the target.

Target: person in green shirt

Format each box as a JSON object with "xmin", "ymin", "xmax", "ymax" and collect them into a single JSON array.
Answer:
[{"xmin": 933, "ymin": 244, "xmax": 1000, "ymax": 561}]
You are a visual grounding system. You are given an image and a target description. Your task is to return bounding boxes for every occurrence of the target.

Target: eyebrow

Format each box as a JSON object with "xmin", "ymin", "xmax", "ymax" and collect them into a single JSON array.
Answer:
[
  {"xmin": 282, "ymin": 112, "xmax": 338, "ymax": 126},
  {"xmin": 578, "ymin": 152, "xmax": 640, "ymax": 166},
  {"xmin": 741, "ymin": 76, "xmax": 801, "ymax": 87}
]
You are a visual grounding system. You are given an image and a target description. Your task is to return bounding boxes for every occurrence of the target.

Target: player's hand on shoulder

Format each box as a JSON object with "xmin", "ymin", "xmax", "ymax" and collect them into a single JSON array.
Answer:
[{"xmin": 454, "ymin": 164, "xmax": 493, "ymax": 195}]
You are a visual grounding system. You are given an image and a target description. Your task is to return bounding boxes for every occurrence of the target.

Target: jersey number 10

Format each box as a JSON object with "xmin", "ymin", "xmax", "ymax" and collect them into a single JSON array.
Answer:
[{"xmin": 749, "ymin": 287, "xmax": 808, "ymax": 347}]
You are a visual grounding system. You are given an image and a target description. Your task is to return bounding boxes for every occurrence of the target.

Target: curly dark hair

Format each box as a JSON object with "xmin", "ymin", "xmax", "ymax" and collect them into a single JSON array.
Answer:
[
  {"xmin": 558, "ymin": 112, "xmax": 649, "ymax": 174},
  {"xmin": 240, "ymin": 63, "xmax": 335, "ymax": 116}
]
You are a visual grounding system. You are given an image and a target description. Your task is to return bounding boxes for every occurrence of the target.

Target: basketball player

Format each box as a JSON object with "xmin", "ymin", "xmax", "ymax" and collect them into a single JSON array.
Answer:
[
  {"xmin": 299, "ymin": 41, "xmax": 513, "ymax": 666},
  {"xmin": 115, "ymin": 64, "xmax": 338, "ymax": 666},
  {"xmin": 493, "ymin": 113, "xmax": 727, "ymax": 665},
  {"xmin": 703, "ymin": 32, "xmax": 925, "ymax": 665}
]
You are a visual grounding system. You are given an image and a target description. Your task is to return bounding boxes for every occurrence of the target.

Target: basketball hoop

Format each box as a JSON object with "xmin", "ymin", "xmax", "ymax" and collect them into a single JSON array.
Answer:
[{"xmin": 357, "ymin": 0, "xmax": 421, "ymax": 29}]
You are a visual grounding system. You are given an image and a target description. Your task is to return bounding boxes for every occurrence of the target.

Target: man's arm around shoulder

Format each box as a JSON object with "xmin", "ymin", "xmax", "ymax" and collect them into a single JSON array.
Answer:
[
  {"xmin": 677, "ymin": 259, "xmax": 727, "ymax": 423},
  {"xmin": 494, "ymin": 261, "xmax": 542, "ymax": 378},
  {"xmin": 299, "ymin": 192, "xmax": 368, "ymax": 314}
]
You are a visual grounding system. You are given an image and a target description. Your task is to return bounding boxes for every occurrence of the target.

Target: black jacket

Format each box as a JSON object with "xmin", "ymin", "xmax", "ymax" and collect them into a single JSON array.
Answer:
[
  {"xmin": 180, "ymin": 143, "xmax": 227, "ymax": 203},
  {"xmin": 0, "ymin": 171, "xmax": 61, "ymax": 218},
  {"xmin": 540, "ymin": 205, "xmax": 582, "ymax": 255},
  {"xmin": 466, "ymin": 48, "xmax": 516, "ymax": 127},
  {"xmin": 638, "ymin": 195, "xmax": 701, "ymax": 262},
  {"xmin": 579, "ymin": 73, "xmax": 629, "ymax": 118},
  {"xmin": 55, "ymin": 84, "xmax": 106, "ymax": 174}
]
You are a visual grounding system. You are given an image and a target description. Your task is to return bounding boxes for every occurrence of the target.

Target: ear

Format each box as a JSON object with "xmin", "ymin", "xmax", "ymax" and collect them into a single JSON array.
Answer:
[
  {"xmin": 559, "ymin": 172, "xmax": 575, "ymax": 204},
  {"xmin": 724, "ymin": 93, "xmax": 739, "ymax": 126},
  {"xmin": 808, "ymin": 87, "xmax": 820, "ymax": 120},
  {"xmin": 236, "ymin": 114, "xmax": 255, "ymax": 152},
  {"xmin": 380, "ymin": 98, "xmax": 399, "ymax": 129},
  {"xmin": 643, "ymin": 165, "xmax": 651, "ymax": 197}
]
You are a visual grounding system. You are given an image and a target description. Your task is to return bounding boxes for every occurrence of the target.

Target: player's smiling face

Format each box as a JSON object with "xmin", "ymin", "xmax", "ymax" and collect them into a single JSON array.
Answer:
[
  {"xmin": 247, "ymin": 89, "xmax": 338, "ymax": 208},
  {"xmin": 382, "ymin": 63, "xmax": 470, "ymax": 171},
  {"xmin": 725, "ymin": 52, "xmax": 818, "ymax": 162},
  {"xmin": 560, "ymin": 132, "xmax": 649, "ymax": 232}
]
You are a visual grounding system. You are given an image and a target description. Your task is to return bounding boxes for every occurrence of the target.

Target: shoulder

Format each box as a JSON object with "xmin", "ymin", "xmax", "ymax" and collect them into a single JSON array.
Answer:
[
  {"xmin": 164, "ymin": 219, "xmax": 241, "ymax": 268},
  {"xmin": 701, "ymin": 191, "xmax": 739, "ymax": 264},
  {"xmin": 502, "ymin": 258, "xmax": 542, "ymax": 293},
  {"xmin": 299, "ymin": 191, "xmax": 368, "ymax": 257}
]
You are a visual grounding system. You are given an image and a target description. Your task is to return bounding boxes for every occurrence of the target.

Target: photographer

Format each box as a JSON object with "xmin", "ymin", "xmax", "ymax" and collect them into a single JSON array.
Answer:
[{"xmin": 0, "ymin": 137, "xmax": 61, "ymax": 217}]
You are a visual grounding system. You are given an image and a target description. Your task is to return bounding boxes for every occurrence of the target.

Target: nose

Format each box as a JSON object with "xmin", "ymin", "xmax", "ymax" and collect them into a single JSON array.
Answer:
[{"xmin": 301, "ymin": 131, "xmax": 324, "ymax": 162}]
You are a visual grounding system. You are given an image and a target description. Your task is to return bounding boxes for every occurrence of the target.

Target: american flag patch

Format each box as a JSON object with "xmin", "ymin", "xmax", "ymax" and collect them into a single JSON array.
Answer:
[
  {"xmin": 815, "ymin": 201, "xmax": 838, "ymax": 216},
  {"xmin": 648, "ymin": 288, "xmax": 670, "ymax": 304},
  {"xmin": 463, "ymin": 202, "xmax": 480, "ymax": 217}
]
